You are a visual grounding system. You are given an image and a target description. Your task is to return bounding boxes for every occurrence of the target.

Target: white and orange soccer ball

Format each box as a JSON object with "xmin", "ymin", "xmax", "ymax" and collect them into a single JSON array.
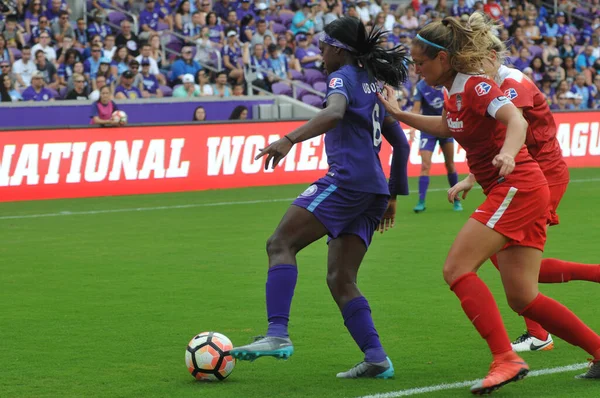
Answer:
[
  {"xmin": 111, "ymin": 110, "xmax": 127, "ymax": 124},
  {"xmin": 185, "ymin": 332, "xmax": 236, "ymax": 381}
]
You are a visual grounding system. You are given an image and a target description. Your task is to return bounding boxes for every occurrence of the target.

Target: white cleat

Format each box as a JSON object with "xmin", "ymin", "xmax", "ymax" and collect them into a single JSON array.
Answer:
[{"xmin": 511, "ymin": 332, "xmax": 554, "ymax": 352}]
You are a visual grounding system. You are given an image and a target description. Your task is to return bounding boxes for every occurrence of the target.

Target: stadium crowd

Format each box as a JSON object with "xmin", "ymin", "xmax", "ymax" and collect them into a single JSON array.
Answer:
[{"xmin": 0, "ymin": 0, "xmax": 600, "ymax": 110}]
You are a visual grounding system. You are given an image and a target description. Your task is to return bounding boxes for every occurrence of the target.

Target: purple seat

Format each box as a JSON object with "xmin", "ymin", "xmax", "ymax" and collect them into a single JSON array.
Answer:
[
  {"xmin": 23, "ymin": 33, "xmax": 31, "ymax": 44},
  {"xmin": 166, "ymin": 40, "xmax": 183, "ymax": 53},
  {"xmin": 528, "ymin": 45, "xmax": 542, "ymax": 58},
  {"xmin": 312, "ymin": 81, "xmax": 327, "ymax": 93},
  {"xmin": 279, "ymin": 13, "xmax": 293, "ymax": 27},
  {"xmin": 108, "ymin": 11, "xmax": 127, "ymax": 27},
  {"xmin": 271, "ymin": 82, "xmax": 292, "ymax": 96},
  {"xmin": 272, "ymin": 22, "xmax": 287, "ymax": 34},
  {"xmin": 160, "ymin": 85, "xmax": 173, "ymax": 97},
  {"xmin": 10, "ymin": 48, "xmax": 21, "ymax": 60},
  {"xmin": 303, "ymin": 68, "xmax": 326, "ymax": 85},
  {"xmin": 58, "ymin": 87, "xmax": 68, "ymax": 99},
  {"xmin": 292, "ymin": 81, "xmax": 312, "ymax": 99},
  {"xmin": 302, "ymin": 94, "xmax": 323, "ymax": 108},
  {"xmin": 47, "ymin": 88, "xmax": 59, "ymax": 99},
  {"xmin": 289, "ymin": 69, "xmax": 303, "ymax": 80}
]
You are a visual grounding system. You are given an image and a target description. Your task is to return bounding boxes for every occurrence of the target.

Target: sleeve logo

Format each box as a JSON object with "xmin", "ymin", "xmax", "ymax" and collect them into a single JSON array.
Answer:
[
  {"xmin": 329, "ymin": 77, "xmax": 344, "ymax": 89},
  {"xmin": 504, "ymin": 88, "xmax": 518, "ymax": 100},
  {"xmin": 475, "ymin": 82, "xmax": 492, "ymax": 96}
]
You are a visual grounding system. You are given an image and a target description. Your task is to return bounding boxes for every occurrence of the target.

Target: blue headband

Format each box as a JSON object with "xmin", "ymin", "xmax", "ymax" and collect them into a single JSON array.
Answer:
[
  {"xmin": 319, "ymin": 32, "xmax": 357, "ymax": 53},
  {"xmin": 416, "ymin": 34, "xmax": 447, "ymax": 51}
]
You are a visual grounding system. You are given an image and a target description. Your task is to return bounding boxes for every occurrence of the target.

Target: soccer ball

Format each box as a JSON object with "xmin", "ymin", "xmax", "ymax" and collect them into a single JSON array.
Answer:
[
  {"xmin": 112, "ymin": 110, "xmax": 127, "ymax": 123},
  {"xmin": 185, "ymin": 332, "xmax": 236, "ymax": 381}
]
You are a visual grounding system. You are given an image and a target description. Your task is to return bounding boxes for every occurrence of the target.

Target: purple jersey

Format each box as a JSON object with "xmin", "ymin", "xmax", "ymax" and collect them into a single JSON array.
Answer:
[
  {"xmin": 451, "ymin": 4, "xmax": 472, "ymax": 16},
  {"xmin": 295, "ymin": 46, "xmax": 320, "ymax": 69},
  {"xmin": 222, "ymin": 44, "xmax": 242, "ymax": 68},
  {"xmin": 139, "ymin": 10, "xmax": 161, "ymax": 30},
  {"xmin": 413, "ymin": 80, "xmax": 443, "ymax": 116},
  {"xmin": 322, "ymin": 64, "xmax": 388, "ymax": 195},
  {"xmin": 207, "ymin": 24, "xmax": 224, "ymax": 43},
  {"xmin": 115, "ymin": 85, "xmax": 142, "ymax": 99}
]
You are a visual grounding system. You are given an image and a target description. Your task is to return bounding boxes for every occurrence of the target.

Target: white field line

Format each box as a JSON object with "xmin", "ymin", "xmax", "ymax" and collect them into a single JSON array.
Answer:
[
  {"xmin": 0, "ymin": 178, "xmax": 598, "ymax": 221},
  {"xmin": 354, "ymin": 362, "xmax": 589, "ymax": 398}
]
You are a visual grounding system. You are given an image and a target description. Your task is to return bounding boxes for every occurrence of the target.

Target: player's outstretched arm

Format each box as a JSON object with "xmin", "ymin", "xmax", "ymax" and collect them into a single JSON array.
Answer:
[
  {"xmin": 377, "ymin": 85, "xmax": 451, "ymax": 138},
  {"xmin": 491, "ymin": 102, "xmax": 528, "ymax": 176},
  {"xmin": 382, "ymin": 116, "xmax": 409, "ymax": 198},
  {"xmin": 255, "ymin": 94, "xmax": 347, "ymax": 170}
]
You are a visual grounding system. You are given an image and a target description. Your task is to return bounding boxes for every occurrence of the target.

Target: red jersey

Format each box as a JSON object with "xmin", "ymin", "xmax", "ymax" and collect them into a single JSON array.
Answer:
[
  {"xmin": 496, "ymin": 65, "xmax": 570, "ymax": 186},
  {"xmin": 483, "ymin": 3, "xmax": 502, "ymax": 19},
  {"xmin": 443, "ymin": 73, "xmax": 546, "ymax": 194}
]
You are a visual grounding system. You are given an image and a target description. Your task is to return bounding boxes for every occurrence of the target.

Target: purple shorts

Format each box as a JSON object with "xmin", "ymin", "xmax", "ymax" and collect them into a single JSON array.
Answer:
[
  {"xmin": 292, "ymin": 179, "xmax": 389, "ymax": 248},
  {"xmin": 419, "ymin": 132, "xmax": 454, "ymax": 152}
]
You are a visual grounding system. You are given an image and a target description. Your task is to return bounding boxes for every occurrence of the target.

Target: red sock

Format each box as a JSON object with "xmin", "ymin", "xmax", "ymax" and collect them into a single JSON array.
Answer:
[
  {"xmin": 450, "ymin": 272, "xmax": 512, "ymax": 355},
  {"xmin": 539, "ymin": 258, "xmax": 600, "ymax": 283},
  {"xmin": 524, "ymin": 318, "xmax": 549, "ymax": 340},
  {"xmin": 520, "ymin": 293, "xmax": 600, "ymax": 358}
]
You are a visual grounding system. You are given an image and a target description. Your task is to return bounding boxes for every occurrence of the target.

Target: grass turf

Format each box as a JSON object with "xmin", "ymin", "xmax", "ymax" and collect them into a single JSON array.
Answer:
[{"xmin": 0, "ymin": 167, "xmax": 599, "ymax": 398}]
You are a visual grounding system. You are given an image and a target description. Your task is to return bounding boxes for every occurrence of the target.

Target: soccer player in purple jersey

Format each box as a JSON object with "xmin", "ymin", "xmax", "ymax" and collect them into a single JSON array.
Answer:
[
  {"xmin": 230, "ymin": 17, "xmax": 410, "ymax": 379},
  {"xmin": 411, "ymin": 79, "xmax": 463, "ymax": 213}
]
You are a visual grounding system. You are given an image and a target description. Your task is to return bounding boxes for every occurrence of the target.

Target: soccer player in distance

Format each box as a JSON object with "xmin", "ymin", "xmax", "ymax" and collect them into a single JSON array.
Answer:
[
  {"xmin": 447, "ymin": 16, "xmax": 600, "ymax": 360},
  {"xmin": 378, "ymin": 14, "xmax": 600, "ymax": 394},
  {"xmin": 230, "ymin": 17, "xmax": 411, "ymax": 379},
  {"xmin": 411, "ymin": 78, "xmax": 463, "ymax": 213}
]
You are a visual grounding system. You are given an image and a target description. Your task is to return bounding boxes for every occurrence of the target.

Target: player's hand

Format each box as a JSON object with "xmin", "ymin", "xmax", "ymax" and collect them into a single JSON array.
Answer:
[
  {"xmin": 255, "ymin": 137, "xmax": 293, "ymax": 170},
  {"xmin": 377, "ymin": 85, "xmax": 401, "ymax": 118},
  {"xmin": 447, "ymin": 177, "xmax": 474, "ymax": 203},
  {"xmin": 492, "ymin": 153, "xmax": 515, "ymax": 176},
  {"xmin": 376, "ymin": 198, "xmax": 396, "ymax": 234}
]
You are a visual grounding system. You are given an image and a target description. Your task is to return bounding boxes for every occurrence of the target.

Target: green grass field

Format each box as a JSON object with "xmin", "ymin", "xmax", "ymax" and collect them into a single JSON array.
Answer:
[{"xmin": 1, "ymin": 167, "xmax": 599, "ymax": 398}]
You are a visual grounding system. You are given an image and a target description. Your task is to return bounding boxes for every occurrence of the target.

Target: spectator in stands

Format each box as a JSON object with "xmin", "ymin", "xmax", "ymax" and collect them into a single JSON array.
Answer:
[
  {"xmin": 267, "ymin": 43, "xmax": 292, "ymax": 83},
  {"xmin": 116, "ymin": 20, "xmax": 140, "ymax": 57},
  {"xmin": 244, "ymin": 42, "xmax": 270, "ymax": 92},
  {"xmin": 22, "ymin": 70, "xmax": 54, "ymax": 101},
  {"xmin": 55, "ymin": 48, "xmax": 75, "ymax": 87},
  {"xmin": 291, "ymin": 1, "xmax": 317, "ymax": 35},
  {"xmin": 91, "ymin": 86, "xmax": 122, "ymax": 126},
  {"xmin": 155, "ymin": 0, "xmax": 173, "ymax": 18},
  {"xmin": 0, "ymin": 35, "xmax": 14, "ymax": 66},
  {"xmin": 324, "ymin": 2, "xmax": 342, "ymax": 26},
  {"xmin": 214, "ymin": 0, "xmax": 236, "ymax": 21},
  {"xmin": 115, "ymin": 69, "xmax": 142, "ymax": 99},
  {"xmin": 354, "ymin": 0, "xmax": 370, "ymax": 25},
  {"xmin": 175, "ymin": 1, "xmax": 192, "ymax": 34},
  {"xmin": 95, "ymin": 57, "xmax": 114, "ymax": 90},
  {"xmin": 212, "ymin": 70, "xmax": 232, "ymax": 97},
  {"xmin": 171, "ymin": 45, "xmax": 202, "ymax": 84},
  {"xmin": 205, "ymin": 12, "xmax": 225, "ymax": 46},
  {"xmin": 232, "ymin": 83, "xmax": 244, "ymax": 96},
  {"xmin": 563, "ymin": 56, "xmax": 578, "ymax": 82},
  {"xmin": 250, "ymin": 18, "xmax": 275, "ymax": 49},
  {"xmin": 559, "ymin": 34, "xmax": 576, "ymax": 59},
  {"xmin": 139, "ymin": 58, "xmax": 163, "ymax": 98},
  {"xmin": 512, "ymin": 47, "xmax": 531, "ymax": 71},
  {"xmin": 45, "ymin": 0, "xmax": 64, "ymax": 23},
  {"xmin": 173, "ymin": 72, "xmax": 201, "ymax": 97},
  {"xmin": 192, "ymin": 105, "xmax": 206, "ymax": 121},
  {"xmin": 65, "ymin": 73, "xmax": 89, "ymax": 100},
  {"xmin": 103, "ymin": 34, "xmax": 117, "ymax": 59},
  {"xmin": 576, "ymin": 45, "xmax": 597, "ymax": 83},
  {"xmin": 571, "ymin": 73, "xmax": 593, "ymax": 109},
  {"xmin": 553, "ymin": 79, "xmax": 570, "ymax": 103},
  {"xmin": 74, "ymin": 18, "xmax": 88, "ymax": 49},
  {"xmin": 237, "ymin": 0, "xmax": 255, "ymax": 22},
  {"xmin": 51, "ymin": 10, "xmax": 72, "ymax": 43},
  {"xmin": 148, "ymin": 34, "xmax": 168, "ymax": 74},
  {"xmin": 0, "ymin": 61, "xmax": 15, "ymax": 86},
  {"xmin": 400, "ymin": 6, "xmax": 419, "ymax": 31},
  {"xmin": 539, "ymin": 74, "xmax": 555, "ymax": 105},
  {"xmin": 128, "ymin": 58, "xmax": 142, "ymax": 86},
  {"xmin": 225, "ymin": 9, "xmax": 239, "ymax": 31},
  {"xmin": 229, "ymin": 105, "xmax": 248, "ymax": 120},
  {"xmin": 31, "ymin": 32, "xmax": 56, "ymax": 63},
  {"xmin": 222, "ymin": 30, "xmax": 244, "ymax": 83},
  {"xmin": 89, "ymin": 74, "xmax": 107, "ymax": 101},
  {"xmin": 294, "ymin": 32, "xmax": 321, "ymax": 72},
  {"xmin": 112, "ymin": 46, "xmax": 130, "ymax": 78},
  {"xmin": 84, "ymin": 43, "xmax": 103, "ymax": 82},
  {"xmin": 240, "ymin": 14, "xmax": 256, "ymax": 43},
  {"xmin": 3, "ymin": 16, "xmax": 25, "ymax": 49},
  {"xmin": 88, "ymin": 9, "xmax": 112, "ymax": 40},
  {"xmin": 140, "ymin": 0, "xmax": 162, "ymax": 40},
  {"xmin": 1, "ymin": 73, "xmax": 22, "ymax": 101},
  {"xmin": 12, "ymin": 46, "xmax": 35, "ymax": 87},
  {"xmin": 524, "ymin": 15, "xmax": 541, "ymax": 44},
  {"xmin": 542, "ymin": 37, "xmax": 559, "ymax": 65},
  {"xmin": 530, "ymin": 56, "xmax": 545, "ymax": 84},
  {"xmin": 547, "ymin": 55, "xmax": 566, "ymax": 85},
  {"xmin": 590, "ymin": 74, "xmax": 600, "ymax": 108},
  {"xmin": 35, "ymin": 49, "xmax": 58, "ymax": 89},
  {"xmin": 551, "ymin": 91, "xmax": 574, "ymax": 110},
  {"xmin": 135, "ymin": 43, "xmax": 166, "ymax": 85},
  {"xmin": 184, "ymin": 11, "xmax": 204, "ymax": 41},
  {"xmin": 25, "ymin": 1, "xmax": 44, "ymax": 35},
  {"xmin": 572, "ymin": 92, "xmax": 585, "ymax": 109},
  {"xmin": 195, "ymin": 69, "xmax": 214, "ymax": 96}
]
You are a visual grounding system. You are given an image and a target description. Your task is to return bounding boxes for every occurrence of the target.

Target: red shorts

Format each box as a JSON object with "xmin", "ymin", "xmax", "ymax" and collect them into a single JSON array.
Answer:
[
  {"xmin": 547, "ymin": 183, "xmax": 568, "ymax": 226},
  {"xmin": 471, "ymin": 184, "xmax": 550, "ymax": 251}
]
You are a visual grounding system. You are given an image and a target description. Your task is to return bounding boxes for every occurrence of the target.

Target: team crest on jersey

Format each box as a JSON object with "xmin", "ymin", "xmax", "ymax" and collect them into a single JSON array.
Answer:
[
  {"xmin": 329, "ymin": 78, "xmax": 343, "ymax": 89},
  {"xmin": 504, "ymin": 88, "xmax": 518, "ymax": 100},
  {"xmin": 456, "ymin": 94, "xmax": 462, "ymax": 111},
  {"xmin": 299, "ymin": 184, "xmax": 318, "ymax": 197},
  {"xmin": 475, "ymin": 82, "xmax": 492, "ymax": 96}
]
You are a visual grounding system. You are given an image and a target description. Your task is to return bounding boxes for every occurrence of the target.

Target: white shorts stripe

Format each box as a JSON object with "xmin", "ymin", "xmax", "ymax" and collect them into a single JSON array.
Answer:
[{"xmin": 486, "ymin": 186, "xmax": 518, "ymax": 229}]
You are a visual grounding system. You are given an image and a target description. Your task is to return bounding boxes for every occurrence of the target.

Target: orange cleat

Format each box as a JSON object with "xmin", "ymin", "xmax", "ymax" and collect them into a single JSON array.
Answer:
[{"xmin": 470, "ymin": 352, "xmax": 529, "ymax": 395}]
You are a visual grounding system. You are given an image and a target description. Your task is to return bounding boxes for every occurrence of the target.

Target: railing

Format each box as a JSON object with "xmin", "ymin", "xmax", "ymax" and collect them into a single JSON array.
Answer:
[
  {"xmin": 244, "ymin": 63, "xmax": 326, "ymax": 99},
  {"xmin": 163, "ymin": 29, "xmax": 223, "ymax": 72},
  {"xmin": 541, "ymin": 0, "xmax": 594, "ymax": 25}
]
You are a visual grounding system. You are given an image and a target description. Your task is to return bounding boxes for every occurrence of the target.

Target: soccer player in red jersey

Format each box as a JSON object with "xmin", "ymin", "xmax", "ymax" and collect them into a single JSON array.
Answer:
[
  {"xmin": 448, "ymin": 25, "xmax": 600, "ymax": 354},
  {"xmin": 379, "ymin": 14, "xmax": 600, "ymax": 394}
]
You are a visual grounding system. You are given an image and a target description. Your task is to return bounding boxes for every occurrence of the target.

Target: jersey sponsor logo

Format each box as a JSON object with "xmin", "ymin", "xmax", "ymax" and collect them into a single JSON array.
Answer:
[
  {"xmin": 505, "ymin": 88, "xmax": 518, "ymax": 100},
  {"xmin": 329, "ymin": 77, "xmax": 344, "ymax": 89},
  {"xmin": 299, "ymin": 184, "xmax": 318, "ymax": 197},
  {"xmin": 456, "ymin": 94, "xmax": 462, "ymax": 111},
  {"xmin": 475, "ymin": 82, "xmax": 492, "ymax": 96},
  {"xmin": 447, "ymin": 117, "xmax": 464, "ymax": 129}
]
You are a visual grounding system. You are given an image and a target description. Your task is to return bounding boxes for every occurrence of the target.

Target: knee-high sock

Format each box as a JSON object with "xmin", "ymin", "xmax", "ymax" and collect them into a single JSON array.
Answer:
[
  {"xmin": 342, "ymin": 296, "xmax": 387, "ymax": 363},
  {"xmin": 538, "ymin": 258, "xmax": 600, "ymax": 283},
  {"xmin": 266, "ymin": 264, "xmax": 298, "ymax": 338},
  {"xmin": 450, "ymin": 272, "xmax": 512, "ymax": 355},
  {"xmin": 418, "ymin": 176, "xmax": 429, "ymax": 202}
]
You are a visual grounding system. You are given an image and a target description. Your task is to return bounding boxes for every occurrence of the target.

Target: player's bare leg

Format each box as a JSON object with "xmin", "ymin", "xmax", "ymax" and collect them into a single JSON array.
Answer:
[{"xmin": 230, "ymin": 205, "xmax": 328, "ymax": 361}]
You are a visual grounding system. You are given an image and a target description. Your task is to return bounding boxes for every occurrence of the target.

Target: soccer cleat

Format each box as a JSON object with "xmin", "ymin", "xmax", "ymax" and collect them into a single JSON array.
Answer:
[
  {"xmin": 511, "ymin": 332, "xmax": 554, "ymax": 352},
  {"xmin": 470, "ymin": 352, "xmax": 529, "ymax": 395},
  {"xmin": 229, "ymin": 336, "xmax": 294, "ymax": 361},
  {"xmin": 413, "ymin": 200, "xmax": 426, "ymax": 213},
  {"xmin": 453, "ymin": 200, "xmax": 463, "ymax": 212},
  {"xmin": 575, "ymin": 360, "xmax": 600, "ymax": 379},
  {"xmin": 336, "ymin": 357, "xmax": 394, "ymax": 379}
]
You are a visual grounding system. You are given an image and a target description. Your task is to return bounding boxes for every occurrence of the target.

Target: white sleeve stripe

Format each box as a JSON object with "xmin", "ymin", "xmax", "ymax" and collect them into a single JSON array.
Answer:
[{"xmin": 487, "ymin": 96, "xmax": 511, "ymax": 119}]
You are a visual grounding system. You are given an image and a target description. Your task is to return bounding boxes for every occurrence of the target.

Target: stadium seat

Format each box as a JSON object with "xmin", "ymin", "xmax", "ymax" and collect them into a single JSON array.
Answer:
[
  {"xmin": 58, "ymin": 87, "xmax": 68, "ymax": 99},
  {"xmin": 47, "ymin": 88, "xmax": 59, "ymax": 99},
  {"xmin": 157, "ymin": 22, "xmax": 169, "ymax": 31},
  {"xmin": 303, "ymin": 68, "xmax": 326, "ymax": 85},
  {"xmin": 289, "ymin": 69, "xmax": 303, "ymax": 80},
  {"xmin": 10, "ymin": 48, "xmax": 21, "ymax": 60},
  {"xmin": 302, "ymin": 94, "xmax": 323, "ymax": 107},
  {"xmin": 160, "ymin": 85, "xmax": 173, "ymax": 97},
  {"xmin": 271, "ymin": 23, "xmax": 287, "ymax": 34},
  {"xmin": 108, "ymin": 12, "xmax": 128, "ymax": 27},
  {"xmin": 312, "ymin": 81, "xmax": 327, "ymax": 93},
  {"xmin": 292, "ymin": 81, "xmax": 312, "ymax": 99},
  {"xmin": 279, "ymin": 13, "xmax": 293, "ymax": 28},
  {"xmin": 271, "ymin": 82, "xmax": 292, "ymax": 96},
  {"xmin": 528, "ymin": 45, "xmax": 542, "ymax": 58}
]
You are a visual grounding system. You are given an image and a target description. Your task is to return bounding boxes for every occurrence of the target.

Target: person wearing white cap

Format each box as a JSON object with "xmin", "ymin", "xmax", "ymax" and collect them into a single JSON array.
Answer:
[{"xmin": 173, "ymin": 73, "xmax": 201, "ymax": 98}]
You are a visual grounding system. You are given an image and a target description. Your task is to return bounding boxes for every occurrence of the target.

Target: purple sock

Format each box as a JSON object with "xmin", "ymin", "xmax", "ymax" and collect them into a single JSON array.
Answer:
[
  {"xmin": 418, "ymin": 176, "xmax": 430, "ymax": 202},
  {"xmin": 447, "ymin": 172, "xmax": 459, "ymax": 191},
  {"xmin": 266, "ymin": 264, "xmax": 298, "ymax": 338},
  {"xmin": 342, "ymin": 296, "xmax": 387, "ymax": 363}
]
